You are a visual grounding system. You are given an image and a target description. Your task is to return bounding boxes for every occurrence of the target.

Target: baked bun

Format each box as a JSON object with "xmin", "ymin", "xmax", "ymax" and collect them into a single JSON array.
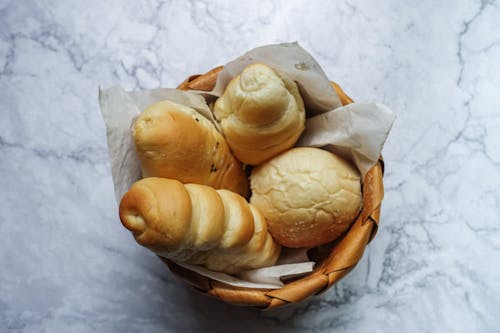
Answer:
[
  {"xmin": 213, "ymin": 63, "xmax": 305, "ymax": 165},
  {"xmin": 133, "ymin": 100, "xmax": 248, "ymax": 196},
  {"xmin": 250, "ymin": 147, "xmax": 362, "ymax": 248},
  {"xmin": 119, "ymin": 177, "xmax": 280, "ymax": 274}
]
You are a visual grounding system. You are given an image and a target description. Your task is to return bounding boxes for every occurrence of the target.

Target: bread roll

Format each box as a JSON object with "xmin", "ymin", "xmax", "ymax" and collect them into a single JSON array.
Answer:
[
  {"xmin": 213, "ymin": 63, "xmax": 305, "ymax": 165},
  {"xmin": 133, "ymin": 100, "xmax": 248, "ymax": 196},
  {"xmin": 250, "ymin": 147, "xmax": 362, "ymax": 248},
  {"xmin": 119, "ymin": 177, "xmax": 280, "ymax": 274}
]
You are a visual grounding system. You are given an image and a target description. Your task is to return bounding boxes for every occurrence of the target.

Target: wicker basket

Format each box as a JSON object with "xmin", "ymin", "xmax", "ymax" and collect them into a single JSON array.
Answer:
[{"xmin": 160, "ymin": 67, "xmax": 384, "ymax": 309}]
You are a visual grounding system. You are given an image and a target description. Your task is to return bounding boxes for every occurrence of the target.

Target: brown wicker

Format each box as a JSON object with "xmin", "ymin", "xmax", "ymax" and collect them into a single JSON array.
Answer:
[{"xmin": 160, "ymin": 67, "xmax": 384, "ymax": 309}]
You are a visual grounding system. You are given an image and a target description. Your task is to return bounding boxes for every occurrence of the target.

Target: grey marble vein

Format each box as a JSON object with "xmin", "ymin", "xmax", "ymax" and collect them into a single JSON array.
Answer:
[{"xmin": 1, "ymin": 0, "xmax": 499, "ymax": 332}]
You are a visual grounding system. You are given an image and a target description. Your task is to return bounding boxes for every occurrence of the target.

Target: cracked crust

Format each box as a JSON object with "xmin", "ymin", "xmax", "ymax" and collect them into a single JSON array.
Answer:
[{"xmin": 250, "ymin": 147, "xmax": 362, "ymax": 247}]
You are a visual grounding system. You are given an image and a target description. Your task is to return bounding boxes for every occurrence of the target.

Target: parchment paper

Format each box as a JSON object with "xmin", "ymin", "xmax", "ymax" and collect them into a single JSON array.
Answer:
[
  {"xmin": 205, "ymin": 42, "xmax": 394, "ymax": 177},
  {"xmin": 210, "ymin": 42, "xmax": 343, "ymax": 114},
  {"xmin": 99, "ymin": 86, "xmax": 216, "ymax": 201},
  {"xmin": 178, "ymin": 261, "xmax": 314, "ymax": 289},
  {"xmin": 297, "ymin": 101, "xmax": 394, "ymax": 176},
  {"xmin": 98, "ymin": 42, "xmax": 394, "ymax": 289}
]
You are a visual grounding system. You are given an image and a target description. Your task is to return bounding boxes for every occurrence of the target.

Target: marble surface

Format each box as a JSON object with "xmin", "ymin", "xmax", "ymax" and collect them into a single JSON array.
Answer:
[{"xmin": 1, "ymin": 0, "xmax": 499, "ymax": 332}]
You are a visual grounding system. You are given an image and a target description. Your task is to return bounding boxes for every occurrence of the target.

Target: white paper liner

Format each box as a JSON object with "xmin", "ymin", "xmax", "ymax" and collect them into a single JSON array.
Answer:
[
  {"xmin": 176, "ymin": 262, "xmax": 315, "ymax": 290},
  {"xmin": 98, "ymin": 42, "xmax": 395, "ymax": 289},
  {"xmin": 209, "ymin": 42, "xmax": 343, "ymax": 114},
  {"xmin": 297, "ymin": 101, "xmax": 395, "ymax": 176},
  {"xmin": 99, "ymin": 86, "xmax": 142, "ymax": 202},
  {"xmin": 98, "ymin": 86, "xmax": 216, "ymax": 201},
  {"xmin": 204, "ymin": 42, "xmax": 394, "ymax": 178}
]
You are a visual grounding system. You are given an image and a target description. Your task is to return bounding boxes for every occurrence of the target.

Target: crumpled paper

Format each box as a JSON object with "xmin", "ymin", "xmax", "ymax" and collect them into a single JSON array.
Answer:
[
  {"xmin": 98, "ymin": 42, "xmax": 394, "ymax": 289},
  {"xmin": 297, "ymin": 101, "xmax": 394, "ymax": 176},
  {"xmin": 203, "ymin": 42, "xmax": 394, "ymax": 177},
  {"xmin": 209, "ymin": 42, "xmax": 343, "ymax": 114},
  {"xmin": 99, "ymin": 87, "xmax": 215, "ymax": 201},
  {"xmin": 176, "ymin": 248, "xmax": 313, "ymax": 289},
  {"xmin": 99, "ymin": 86, "xmax": 314, "ymax": 288}
]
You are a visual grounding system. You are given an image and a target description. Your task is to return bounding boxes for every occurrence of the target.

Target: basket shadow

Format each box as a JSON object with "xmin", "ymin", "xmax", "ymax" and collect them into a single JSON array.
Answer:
[{"xmin": 156, "ymin": 277, "xmax": 356, "ymax": 332}]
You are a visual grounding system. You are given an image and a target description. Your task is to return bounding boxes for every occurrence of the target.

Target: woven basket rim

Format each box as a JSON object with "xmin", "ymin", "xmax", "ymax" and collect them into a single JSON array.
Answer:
[{"xmin": 162, "ymin": 66, "xmax": 384, "ymax": 309}]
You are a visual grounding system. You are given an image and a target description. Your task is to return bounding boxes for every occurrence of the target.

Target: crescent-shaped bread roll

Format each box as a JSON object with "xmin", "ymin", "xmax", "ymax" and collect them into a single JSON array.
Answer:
[
  {"xmin": 214, "ymin": 63, "xmax": 306, "ymax": 165},
  {"xmin": 119, "ymin": 177, "xmax": 280, "ymax": 274},
  {"xmin": 133, "ymin": 100, "xmax": 249, "ymax": 196}
]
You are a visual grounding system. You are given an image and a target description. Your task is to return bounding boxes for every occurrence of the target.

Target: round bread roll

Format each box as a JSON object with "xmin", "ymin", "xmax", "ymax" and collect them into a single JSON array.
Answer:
[
  {"xmin": 213, "ymin": 63, "xmax": 305, "ymax": 165},
  {"xmin": 250, "ymin": 147, "xmax": 362, "ymax": 248}
]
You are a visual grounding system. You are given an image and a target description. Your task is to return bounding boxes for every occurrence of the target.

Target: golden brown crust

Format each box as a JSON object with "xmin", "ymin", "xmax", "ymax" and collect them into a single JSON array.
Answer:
[
  {"xmin": 203, "ymin": 203, "xmax": 278, "ymax": 274},
  {"xmin": 213, "ymin": 64, "xmax": 305, "ymax": 165},
  {"xmin": 215, "ymin": 189, "xmax": 255, "ymax": 250},
  {"xmin": 250, "ymin": 234, "xmax": 281, "ymax": 268},
  {"xmin": 184, "ymin": 184, "xmax": 225, "ymax": 251},
  {"xmin": 119, "ymin": 177, "xmax": 279, "ymax": 274},
  {"xmin": 133, "ymin": 100, "xmax": 248, "ymax": 196},
  {"xmin": 166, "ymin": 68, "xmax": 383, "ymax": 309},
  {"xmin": 119, "ymin": 178, "xmax": 192, "ymax": 255},
  {"xmin": 244, "ymin": 206, "xmax": 281, "ymax": 268}
]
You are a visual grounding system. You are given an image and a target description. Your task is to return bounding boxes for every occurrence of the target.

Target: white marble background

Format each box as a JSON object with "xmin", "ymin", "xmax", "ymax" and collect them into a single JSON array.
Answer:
[{"xmin": 1, "ymin": 0, "xmax": 499, "ymax": 332}]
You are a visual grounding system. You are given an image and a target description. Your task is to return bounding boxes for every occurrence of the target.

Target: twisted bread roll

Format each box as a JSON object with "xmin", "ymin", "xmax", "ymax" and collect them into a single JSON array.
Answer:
[
  {"xmin": 119, "ymin": 177, "xmax": 280, "ymax": 274},
  {"xmin": 214, "ymin": 64, "xmax": 306, "ymax": 165},
  {"xmin": 133, "ymin": 100, "xmax": 248, "ymax": 196}
]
